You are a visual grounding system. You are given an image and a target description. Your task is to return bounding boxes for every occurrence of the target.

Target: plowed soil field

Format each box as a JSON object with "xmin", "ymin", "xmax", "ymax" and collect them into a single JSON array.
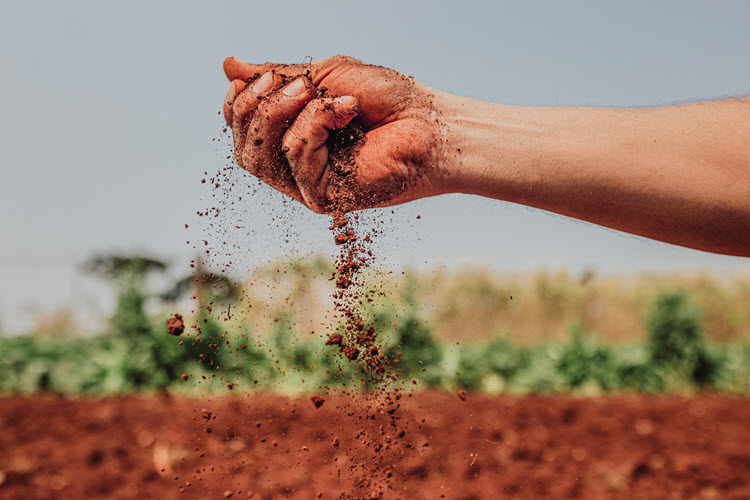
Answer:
[{"xmin": 1, "ymin": 392, "xmax": 748, "ymax": 499}]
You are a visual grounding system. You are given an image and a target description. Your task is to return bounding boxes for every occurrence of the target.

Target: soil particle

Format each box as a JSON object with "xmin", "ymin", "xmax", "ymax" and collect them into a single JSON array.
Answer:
[
  {"xmin": 325, "ymin": 333, "xmax": 343, "ymax": 346},
  {"xmin": 310, "ymin": 395, "xmax": 326, "ymax": 409},
  {"xmin": 166, "ymin": 314, "xmax": 185, "ymax": 336},
  {"xmin": 335, "ymin": 276, "xmax": 352, "ymax": 289},
  {"xmin": 333, "ymin": 233, "xmax": 349, "ymax": 245},
  {"xmin": 457, "ymin": 390, "xmax": 467, "ymax": 401},
  {"xmin": 181, "ymin": 373, "xmax": 189, "ymax": 381},
  {"xmin": 343, "ymin": 345, "xmax": 360, "ymax": 361}
]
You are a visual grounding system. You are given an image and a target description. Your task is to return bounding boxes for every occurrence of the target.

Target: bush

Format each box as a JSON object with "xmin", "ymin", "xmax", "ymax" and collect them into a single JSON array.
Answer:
[
  {"xmin": 485, "ymin": 338, "xmax": 528, "ymax": 379},
  {"xmin": 383, "ymin": 313, "xmax": 443, "ymax": 385},
  {"xmin": 556, "ymin": 323, "xmax": 617, "ymax": 390},
  {"xmin": 646, "ymin": 291, "xmax": 719, "ymax": 387},
  {"xmin": 456, "ymin": 344, "xmax": 489, "ymax": 390},
  {"xmin": 611, "ymin": 345, "xmax": 664, "ymax": 392},
  {"xmin": 508, "ymin": 345, "xmax": 565, "ymax": 393},
  {"xmin": 2, "ymin": 288, "xmax": 748, "ymax": 395}
]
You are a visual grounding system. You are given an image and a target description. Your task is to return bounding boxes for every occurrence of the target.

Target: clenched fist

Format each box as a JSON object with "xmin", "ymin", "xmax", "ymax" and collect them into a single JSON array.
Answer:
[{"xmin": 222, "ymin": 55, "xmax": 448, "ymax": 213}]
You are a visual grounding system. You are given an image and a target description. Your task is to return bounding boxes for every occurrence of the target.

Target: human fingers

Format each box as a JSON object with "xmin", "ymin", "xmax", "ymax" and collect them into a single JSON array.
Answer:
[
  {"xmin": 282, "ymin": 97, "xmax": 359, "ymax": 212},
  {"xmin": 223, "ymin": 79, "xmax": 245, "ymax": 126},
  {"xmin": 224, "ymin": 55, "xmax": 356, "ymax": 84},
  {"xmin": 239, "ymin": 76, "xmax": 316, "ymax": 201},
  {"xmin": 231, "ymin": 71, "xmax": 285, "ymax": 157}
]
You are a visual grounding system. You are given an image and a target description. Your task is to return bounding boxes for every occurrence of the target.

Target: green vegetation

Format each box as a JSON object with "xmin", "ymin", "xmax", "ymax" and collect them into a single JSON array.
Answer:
[{"xmin": 2, "ymin": 270, "xmax": 749, "ymax": 394}]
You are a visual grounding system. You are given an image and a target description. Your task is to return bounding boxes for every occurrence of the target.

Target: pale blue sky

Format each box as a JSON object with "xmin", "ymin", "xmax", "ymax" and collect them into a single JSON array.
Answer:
[{"xmin": 1, "ymin": 1, "xmax": 749, "ymax": 332}]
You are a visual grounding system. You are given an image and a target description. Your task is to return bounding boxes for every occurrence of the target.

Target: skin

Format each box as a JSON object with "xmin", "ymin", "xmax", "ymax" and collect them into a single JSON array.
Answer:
[{"xmin": 223, "ymin": 55, "xmax": 750, "ymax": 257}]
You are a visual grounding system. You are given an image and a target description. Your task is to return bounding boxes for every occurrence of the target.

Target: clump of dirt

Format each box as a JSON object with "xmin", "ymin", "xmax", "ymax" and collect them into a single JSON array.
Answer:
[
  {"xmin": 457, "ymin": 390, "xmax": 467, "ymax": 401},
  {"xmin": 310, "ymin": 395, "xmax": 325, "ymax": 408},
  {"xmin": 166, "ymin": 313, "xmax": 185, "ymax": 336}
]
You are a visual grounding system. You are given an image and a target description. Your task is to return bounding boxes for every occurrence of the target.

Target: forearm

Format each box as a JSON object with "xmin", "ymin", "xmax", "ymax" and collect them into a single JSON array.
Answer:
[{"xmin": 437, "ymin": 94, "xmax": 750, "ymax": 256}]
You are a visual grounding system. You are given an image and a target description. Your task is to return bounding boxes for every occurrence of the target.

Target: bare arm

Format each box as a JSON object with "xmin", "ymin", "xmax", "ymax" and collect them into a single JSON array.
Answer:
[
  {"xmin": 438, "ymin": 96, "xmax": 750, "ymax": 256},
  {"xmin": 223, "ymin": 56, "xmax": 750, "ymax": 257}
]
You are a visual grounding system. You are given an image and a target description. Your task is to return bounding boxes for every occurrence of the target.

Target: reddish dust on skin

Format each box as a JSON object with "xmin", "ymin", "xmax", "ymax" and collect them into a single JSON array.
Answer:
[{"xmin": 166, "ymin": 314, "xmax": 185, "ymax": 336}]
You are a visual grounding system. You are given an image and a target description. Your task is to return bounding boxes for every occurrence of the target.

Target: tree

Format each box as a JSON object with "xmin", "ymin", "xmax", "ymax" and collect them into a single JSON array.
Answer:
[{"xmin": 83, "ymin": 253, "xmax": 168, "ymax": 339}]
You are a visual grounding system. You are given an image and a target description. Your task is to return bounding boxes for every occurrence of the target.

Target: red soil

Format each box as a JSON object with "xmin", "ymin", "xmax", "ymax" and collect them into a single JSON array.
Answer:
[
  {"xmin": 166, "ymin": 314, "xmax": 185, "ymax": 336},
  {"xmin": 1, "ymin": 392, "xmax": 748, "ymax": 499}
]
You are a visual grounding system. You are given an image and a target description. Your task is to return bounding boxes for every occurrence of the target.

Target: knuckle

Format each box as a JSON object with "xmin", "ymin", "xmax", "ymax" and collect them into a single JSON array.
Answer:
[
  {"xmin": 311, "ymin": 99, "xmax": 330, "ymax": 117},
  {"xmin": 255, "ymin": 96, "xmax": 287, "ymax": 124},
  {"xmin": 255, "ymin": 99, "xmax": 272, "ymax": 117},
  {"xmin": 282, "ymin": 130, "xmax": 304, "ymax": 159},
  {"xmin": 233, "ymin": 91, "xmax": 256, "ymax": 117}
]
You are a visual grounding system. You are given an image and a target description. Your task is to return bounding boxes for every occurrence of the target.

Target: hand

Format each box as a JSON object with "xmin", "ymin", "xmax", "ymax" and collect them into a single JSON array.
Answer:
[{"xmin": 222, "ymin": 55, "xmax": 447, "ymax": 213}]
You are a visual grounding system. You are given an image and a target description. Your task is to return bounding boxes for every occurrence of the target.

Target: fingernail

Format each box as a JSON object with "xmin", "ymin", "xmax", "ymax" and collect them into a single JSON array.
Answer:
[
  {"xmin": 282, "ymin": 78, "xmax": 307, "ymax": 96},
  {"xmin": 335, "ymin": 96, "xmax": 357, "ymax": 107},
  {"xmin": 252, "ymin": 71, "xmax": 274, "ymax": 94},
  {"xmin": 225, "ymin": 82, "xmax": 237, "ymax": 106}
]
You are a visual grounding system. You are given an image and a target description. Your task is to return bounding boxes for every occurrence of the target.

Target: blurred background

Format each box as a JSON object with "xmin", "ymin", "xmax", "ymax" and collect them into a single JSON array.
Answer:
[{"xmin": 1, "ymin": 1, "xmax": 749, "ymax": 394}]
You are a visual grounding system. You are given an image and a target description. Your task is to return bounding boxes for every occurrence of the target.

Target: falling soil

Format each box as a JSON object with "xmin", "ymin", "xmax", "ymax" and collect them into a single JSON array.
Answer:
[
  {"xmin": 166, "ymin": 314, "xmax": 185, "ymax": 336},
  {"xmin": 171, "ymin": 69, "xmax": 412, "ymax": 497},
  {"xmin": 180, "ymin": 61, "xmax": 478, "ymax": 497},
  {"xmin": 206, "ymin": 64, "xmax": 395, "ymax": 382},
  {"xmin": 325, "ymin": 209, "xmax": 388, "ymax": 378},
  {"xmin": 320, "ymin": 121, "xmax": 395, "ymax": 382},
  {"xmin": 2, "ymin": 393, "xmax": 749, "ymax": 499}
]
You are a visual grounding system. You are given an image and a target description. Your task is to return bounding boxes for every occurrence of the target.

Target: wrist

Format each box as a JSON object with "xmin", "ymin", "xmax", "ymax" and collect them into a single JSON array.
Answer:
[{"xmin": 433, "ymin": 92, "xmax": 555, "ymax": 204}]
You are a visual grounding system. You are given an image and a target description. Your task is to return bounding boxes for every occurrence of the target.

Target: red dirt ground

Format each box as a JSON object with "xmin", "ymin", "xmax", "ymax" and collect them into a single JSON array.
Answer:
[{"xmin": 1, "ymin": 392, "xmax": 748, "ymax": 499}]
